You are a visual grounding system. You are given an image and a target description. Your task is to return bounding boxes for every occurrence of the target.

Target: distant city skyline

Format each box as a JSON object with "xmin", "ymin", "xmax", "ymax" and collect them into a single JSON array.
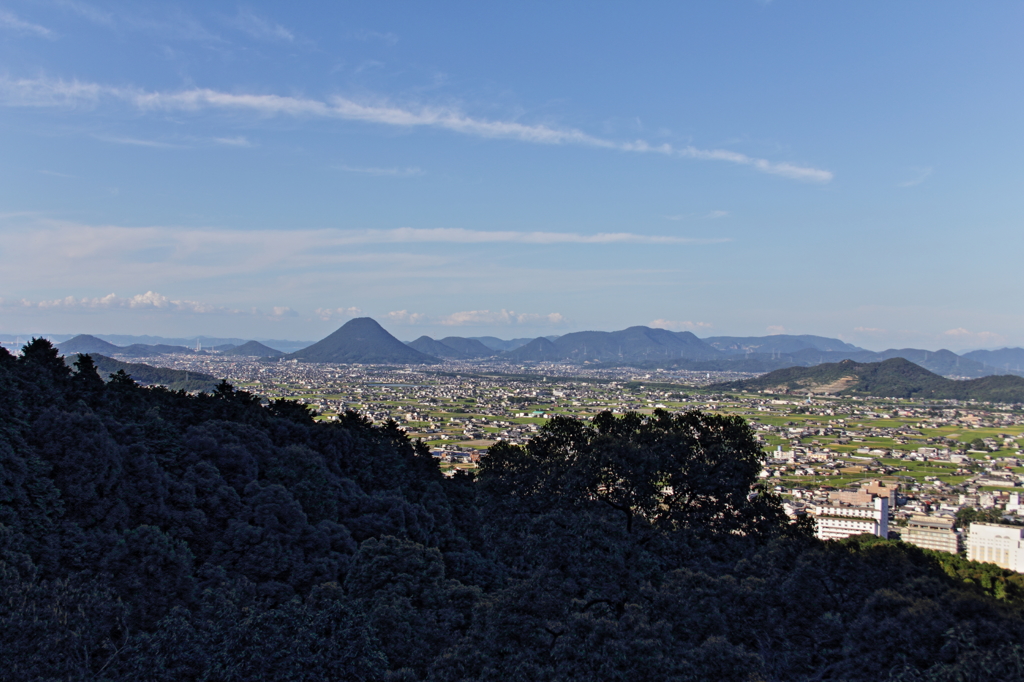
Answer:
[{"xmin": 2, "ymin": 2, "xmax": 1021, "ymax": 351}]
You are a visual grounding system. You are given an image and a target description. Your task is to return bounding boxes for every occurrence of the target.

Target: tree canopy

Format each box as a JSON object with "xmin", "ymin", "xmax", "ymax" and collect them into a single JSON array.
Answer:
[{"xmin": 3, "ymin": 339, "xmax": 1024, "ymax": 681}]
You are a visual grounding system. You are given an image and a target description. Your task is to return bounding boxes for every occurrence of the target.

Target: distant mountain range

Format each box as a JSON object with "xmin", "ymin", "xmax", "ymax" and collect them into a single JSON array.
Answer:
[
  {"xmin": 56, "ymin": 334, "xmax": 286, "ymax": 359},
  {"xmin": 640, "ymin": 345, "xmax": 1010, "ymax": 379},
  {"xmin": 499, "ymin": 326, "xmax": 724, "ymax": 363},
  {"xmin": 468, "ymin": 336, "xmax": 559, "ymax": 352},
  {"xmin": 57, "ymin": 334, "xmax": 206, "ymax": 358},
  {"xmin": 398, "ymin": 327, "xmax": 1024, "ymax": 378},
  {"xmin": 31, "ymin": 323, "xmax": 1024, "ymax": 380},
  {"xmin": 704, "ymin": 334, "xmax": 864, "ymax": 355},
  {"xmin": 407, "ymin": 336, "xmax": 480, "ymax": 360},
  {"xmin": 45, "ymin": 333, "xmax": 310, "ymax": 353},
  {"xmin": 962, "ymin": 347, "xmax": 1024, "ymax": 372},
  {"xmin": 710, "ymin": 357, "xmax": 1024, "ymax": 403}
]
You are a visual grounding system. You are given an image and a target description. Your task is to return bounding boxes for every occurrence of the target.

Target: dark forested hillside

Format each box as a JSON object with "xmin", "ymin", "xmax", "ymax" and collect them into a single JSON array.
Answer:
[
  {"xmin": 4, "ymin": 339, "xmax": 1024, "ymax": 681},
  {"xmin": 67, "ymin": 352, "xmax": 222, "ymax": 392}
]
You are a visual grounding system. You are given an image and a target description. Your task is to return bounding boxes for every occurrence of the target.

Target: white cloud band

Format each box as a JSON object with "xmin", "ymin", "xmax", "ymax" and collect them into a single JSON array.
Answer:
[
  {"xmin": 2, "ymin": 291, "xmax": 227, "ymax": 314},
  {"xmin": 649, "ymin": 319, "xmax": 712, "ymax": 332},
  {"xmin": 0, "ymin": 76, "xmax": 833, "ymax": 182},
  {"xmin": 0, "ymin": 10, "xmax": 53, "ymax": 38},
  {"xmin": 383, "ymin": 309, "xmax": 565, "ymax": 327}
]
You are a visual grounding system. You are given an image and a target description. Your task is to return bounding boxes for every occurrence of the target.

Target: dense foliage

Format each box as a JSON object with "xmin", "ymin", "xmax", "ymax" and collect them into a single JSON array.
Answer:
[
  {"xmin": 71, "ymin": 352, "xmax": 220, "ymax": 392},
  {"xmin": 4, "ymin": 339, "xmax": 1024, "ymax": 681}
]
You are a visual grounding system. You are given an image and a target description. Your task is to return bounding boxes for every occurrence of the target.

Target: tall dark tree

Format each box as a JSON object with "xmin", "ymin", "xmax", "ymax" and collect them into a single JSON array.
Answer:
[{"xmin": 480, "ymin": 409, "xmax": 793, "ymax": 537}]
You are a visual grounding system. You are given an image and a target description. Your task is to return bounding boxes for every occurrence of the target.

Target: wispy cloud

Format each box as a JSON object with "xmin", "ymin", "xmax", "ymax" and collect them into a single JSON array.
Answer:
[
  {"xmin": 351, "ymin": 28, "xmax": 398, "ymax": 46},
  {"xmin": 385, "ymin": 310, "xmax": 428, "ymax": 325},
  {"xmin": 0, "ymin": 219, "xmax": 719, "ymax": 294},
  {"xmin": 380, "ymin": 309, "xmax": 564, "ymax": 326},
  {"xmin": 334, "ymin": 164, "xmax": 423, "ymax": 177},
  {"xmin": 1, "ymin": 218, "xmax": 725, "ymax": 282},
  {"xmin": 214, "ymin": 136, "xmax": 252, "ymax": 147},
  {"xmin": 55, "ymin": 0, "xmax": 115, "ymax": 27},
  {"xmin": 898, "ymin": 166, "xmax": 932, "ymax": 187},
  {"xmin": 94, "ymin": 134, "xmax": 179, "ymax": 148},
  {"xmin": 0, "ymin": 291, "xmax": 306, "ymax": 319},
  {"xmin": 331, "ymin": 227, "xmax": 725, "ymax": 245},
  {"xmin": 315, "ymin": 306, "xmax": 362, "ymax": 321},
  {"xmin": 664, "ymin": 210, "xmax": 730, "ymax": 221},
  {"xmin": 0, "ymin": 76, "xmax": 834, "ymax": 182},
  {"xmin": 649, "ymin": 319, "xmax": 712, "ymax": 332},
  {"xmin": 942, "ymin": 327, "xmax": 1006, "ymax": 347},
  {"xmin": 440, "ymin": 310, "xmax": 564, "ymax": 326},
  {"xmin": 39, "ymin": 170, "xmax": 76, "ymax": 178},
  {"xmin": 54, "ymin": 2, "xmax": 221, "ymax": 42},
  {"xmin": 0, "ymin": 10, "xmax": 54, "ymax": 37},
  {"xmin": 229, "ymin": 9, "xmax": 294, "ymax": 42},
  {"xmin": 766, "ymin": 325, "xmax": 786, "ymax": 335},
  {"xmin": 3, "ymin": 291, "xmax": 227, "ymax": 314}
]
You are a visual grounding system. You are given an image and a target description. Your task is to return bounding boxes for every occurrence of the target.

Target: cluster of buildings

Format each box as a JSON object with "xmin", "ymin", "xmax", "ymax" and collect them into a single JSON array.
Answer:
[{"xmin": 797, "ymin": 477, "xmax": 1024, "ymax": 571}]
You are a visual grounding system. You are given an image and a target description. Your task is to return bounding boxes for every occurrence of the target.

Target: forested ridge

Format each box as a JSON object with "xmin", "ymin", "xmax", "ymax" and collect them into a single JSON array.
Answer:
[
  {"xmin": 3, "ymin": 340, "xmax": 1024, "ymax": 681},
  {"xmin": 712, "ymin": 357, "xmax": 1024, "ymax": 402}
]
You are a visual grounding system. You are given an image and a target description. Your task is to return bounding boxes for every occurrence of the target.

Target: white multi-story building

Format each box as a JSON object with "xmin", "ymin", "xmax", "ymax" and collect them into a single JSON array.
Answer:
[
  {"xmin": 812, "ymin": 497, "xmax": 889, "ymax": 541},
  {"xmin": 968, "ymin": 523, "xmax": 1024, "ymax": 571},
  {"xmin": 901, "ymin": 515, "xmax": 959, "ymax": 554}
]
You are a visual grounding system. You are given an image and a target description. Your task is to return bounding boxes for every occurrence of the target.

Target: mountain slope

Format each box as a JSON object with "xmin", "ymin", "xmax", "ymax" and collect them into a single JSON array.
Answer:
[
  {"xmin": 502, "ymin": 337, "xmax": 561, "ymax": 361},
  {"xmin": 548, "ymin": 327, "xmax": 721, "ymax": 363},
  {"xmin": 501, "ymin": 326, "xmax": 722, "ymax": 364},
  {"xmin": 871, "ymin": 348, "xmax": 992, "ymax": 377},
  {"xmin": 407, "ymin": 336, "xmax": 470, "ymax": 360},
  {"xmin": 222, "ymin": 340, "xmax": 285, "ymax": 358},
  {"xmin": 471, "ymin": 336, "xmax": 550, "ymax": 352},
  {"xmin": 108, "ymin": 343, "xmax": 197, "ymax": 358},
  {"xmin": 57, "ymin": 334, "xmax": 122, "ymax": 355},
  {"xmin": 703, "ymin": 334, "xmax": 864, "ymax": 355},
  {"xmin": 438, "ymin": 336, "xmax": 498, "ymax": 358},
  {"xmin": 711, "ymin": 357, "xmax": 1024, "ymax": 402},
  {"xmin": 287, "ymin": 317, "xmax": 439, "ymax": 364},
  {"xmin": 964, "ymin": 348, "xmax": 1024, "ymax": 372},
  {"xmin": 69, "ymin": 353, "xmax": 220, "ymax": 392}
]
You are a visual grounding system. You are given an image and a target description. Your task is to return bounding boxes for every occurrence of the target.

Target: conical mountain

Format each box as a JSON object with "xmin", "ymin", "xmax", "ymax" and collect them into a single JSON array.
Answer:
[
  {"xmin": 287, "ymin": 318, "xmax": 439, "ymax": 364},
  {"xmin": 223, "ymin": 340, "xmax": 285, "ymax": 358},
  {"xmin": 57, "ymin": 334, "xmax": 121, "ymax": 355},
  {"xmin": 502, "ymin": 337, "xmax": 561, "ymax": 361}
]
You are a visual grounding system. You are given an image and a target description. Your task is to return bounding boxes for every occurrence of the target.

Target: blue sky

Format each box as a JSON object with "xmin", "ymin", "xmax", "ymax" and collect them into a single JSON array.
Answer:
[{"xmin": 1, "ymin": 2, "xmax": 1021, "ymax": 349}]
